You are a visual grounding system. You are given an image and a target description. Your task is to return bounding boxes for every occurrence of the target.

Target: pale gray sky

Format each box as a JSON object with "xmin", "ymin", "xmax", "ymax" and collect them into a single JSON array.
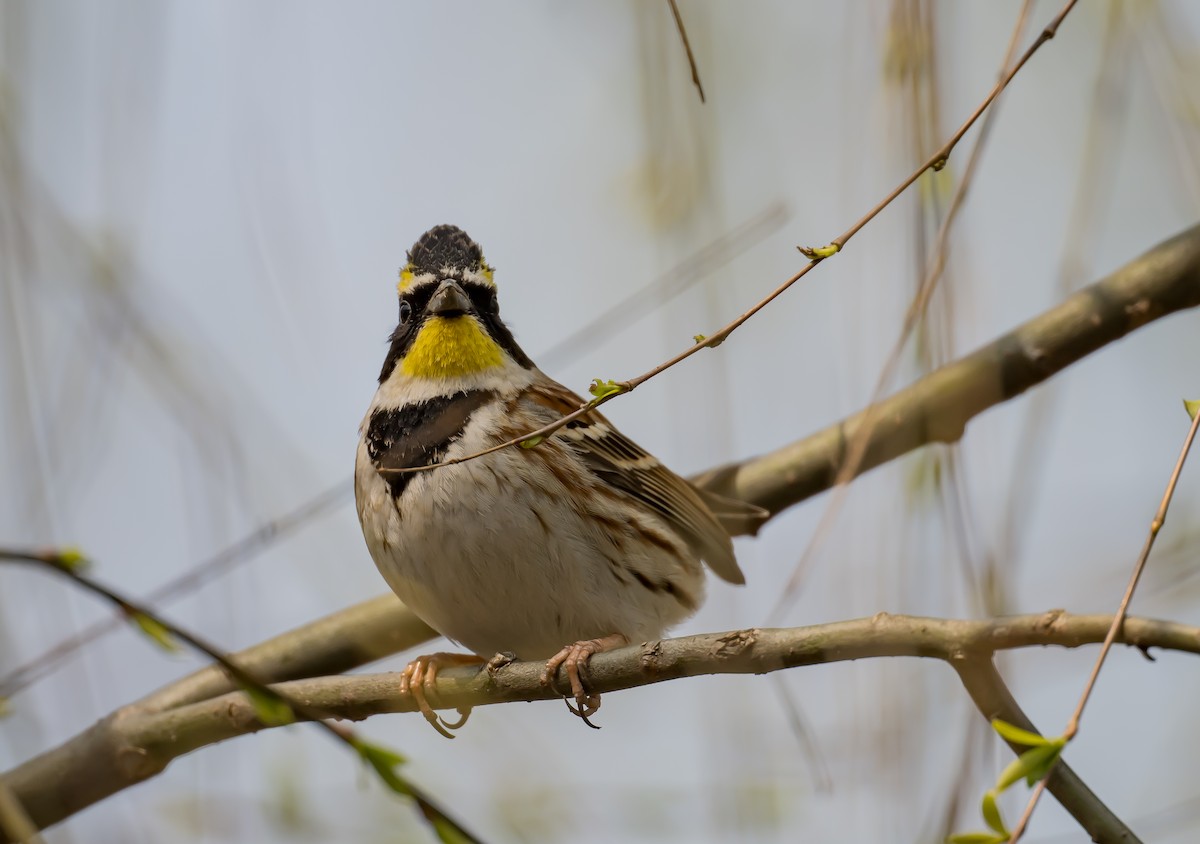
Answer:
[{"xmin": 3, "ymin": 3, "xmax": 1200, "ymax": 842}]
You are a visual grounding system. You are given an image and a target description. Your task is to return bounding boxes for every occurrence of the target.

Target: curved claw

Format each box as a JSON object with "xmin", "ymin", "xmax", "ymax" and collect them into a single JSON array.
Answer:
[
  {"xmin": 562, "ymin": 696, "xmax": 602, "ymax": 729},
  {"xmin": 439, "ymin": 707, "xmax": 472, "ymax": 731},
  {"xmin": 398, "ymin": 652, "xmax": 484, "ymax": 739},
  {"xmin": 541, "ymin": 634, "xmax": 628, "ymax": 727}
]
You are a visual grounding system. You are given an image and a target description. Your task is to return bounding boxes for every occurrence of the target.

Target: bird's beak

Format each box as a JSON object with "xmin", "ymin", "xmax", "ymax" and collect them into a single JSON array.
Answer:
[{"xmin": 427, "ymin": 279, "xmax": 472, "ymax": 317}]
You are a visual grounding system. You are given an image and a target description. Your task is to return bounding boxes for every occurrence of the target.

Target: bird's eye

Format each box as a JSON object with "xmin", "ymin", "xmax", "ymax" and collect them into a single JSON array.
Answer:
[{"xmin": 398, "ymin": 300, "xmax": 413, "ymax": 324}]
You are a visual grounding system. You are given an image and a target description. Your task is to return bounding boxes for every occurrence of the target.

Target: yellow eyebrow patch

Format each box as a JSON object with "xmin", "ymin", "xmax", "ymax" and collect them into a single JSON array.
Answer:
[
  {"xmin": 398, "ymin": 265, "xmax": 416, "ymax": 293},
  {"xmin": 400, "ymin": 316, "xmax": 505, "ymax": 379}
]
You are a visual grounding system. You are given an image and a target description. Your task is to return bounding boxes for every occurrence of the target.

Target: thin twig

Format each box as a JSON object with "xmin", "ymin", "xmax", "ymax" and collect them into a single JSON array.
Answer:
[
  {"xmin": 901, "ymin": 0, "xmax": 996, "ymax": 772},
  {"xmin": 666, "ymin": 0, "xmax": 705, "ymax": 103},
  {"xmin": 541, "ymin": 203, "xmax": 787, "ymax": 364},
  {"xmin": 0, "ymin": 549, "xmax": 483, "ymax": 844},
  {"xmin": 770, "ymin": 0, "xmax": 1038, "ymax": 622},
  {"xmin": 1005, "ymin": 406, "xmax": 1200, "ymax": 842},
  {"xmin": 384, "ymin": 0, "xmax": 1081, "ymax": 480},
  {"xmin": 0, "ymin": 480, "xmax": 351, "ymax": 699},
  {"xmin": 994, "ymin": 0, "xmax": 1128, "ymax": 589}
]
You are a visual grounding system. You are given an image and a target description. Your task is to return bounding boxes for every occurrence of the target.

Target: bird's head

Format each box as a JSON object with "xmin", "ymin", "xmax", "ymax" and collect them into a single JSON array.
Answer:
[{"xmin": 380, "ymin": 225, "xmax": 533, "ymax": 383}]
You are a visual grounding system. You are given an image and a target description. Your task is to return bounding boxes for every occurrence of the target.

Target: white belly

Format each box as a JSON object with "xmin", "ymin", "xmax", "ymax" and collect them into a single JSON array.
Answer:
[{"xmin": 354, "ymin": 412, "xmax": 704, "ymax": 659}]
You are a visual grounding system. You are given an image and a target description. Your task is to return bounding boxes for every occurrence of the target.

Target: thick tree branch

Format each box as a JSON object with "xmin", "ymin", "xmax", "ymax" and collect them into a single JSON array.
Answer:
[
  {"xmin": 695, "ymin": 222, "xmax": 1200, "ymax": 515},
  {"xmin": 5, "ymin": 612, "xmax": 1196, "ymax": 837},
  {"xmin": 0, "ymin": 780, "xmax": 42, "ymax": 844}
]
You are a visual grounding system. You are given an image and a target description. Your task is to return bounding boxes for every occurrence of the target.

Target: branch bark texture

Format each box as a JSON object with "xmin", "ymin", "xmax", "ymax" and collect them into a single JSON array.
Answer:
[{"xmin": 6, "ymin": 612, "xmax": 1195, "ymax": 839}]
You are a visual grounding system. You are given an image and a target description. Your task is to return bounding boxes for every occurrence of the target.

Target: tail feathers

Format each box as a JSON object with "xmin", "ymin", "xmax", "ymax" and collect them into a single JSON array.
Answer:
[{"xmin": 695, "ymin": 487, "xmax": 770, "ymax": 538}]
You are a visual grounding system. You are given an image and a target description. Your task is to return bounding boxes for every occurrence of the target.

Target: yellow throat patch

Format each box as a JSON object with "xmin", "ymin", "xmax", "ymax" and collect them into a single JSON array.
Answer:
[{"xmin": 400, "ymin": 316, "xmax": 505, "ymax": 379}]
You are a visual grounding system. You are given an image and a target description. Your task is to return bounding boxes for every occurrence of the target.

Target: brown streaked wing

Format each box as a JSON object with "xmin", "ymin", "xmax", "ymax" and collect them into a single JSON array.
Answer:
[{"xmin": 523, "ymin": 377, "xmax": 752, "ymax": 584}]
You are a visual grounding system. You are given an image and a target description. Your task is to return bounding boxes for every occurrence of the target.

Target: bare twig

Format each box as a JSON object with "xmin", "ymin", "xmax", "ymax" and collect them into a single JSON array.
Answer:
[
  {"xmin": 0, "ymin": 550, "xmax": 481, "ymax": 844},
  {"xmin": 829, "ymin": 6, "xmax": 1034, "ymax": 813},
  {"xmin": 541, "ymin": 203, "xmax": 787, "ymax": 364},
  {"xmin": 666, "ymin": 0, "xmax": 705, "ymax": 103},
  {"xmin": 994, "ymin": 0, "xmax": 1128, "ymax": 584},
  {"xmin": 0, "ymin": 480, "xmax": 352, "ymax": 699},
  {"xmin": 380, "ymin": 0, "xmax": 1083, "ymax": 479},
  {"xmin": 1005, "ymin": 407, "xmax": 1200, "ymax": 842},
  {"xmin": 772, "ymin": 0, "xmax": 1038, "ymax": 622}
]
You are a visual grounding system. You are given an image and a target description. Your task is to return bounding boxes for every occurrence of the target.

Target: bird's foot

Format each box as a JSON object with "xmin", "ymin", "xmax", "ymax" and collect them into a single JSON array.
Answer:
[
  {"xmin": 540, "ymin": 634, "xmax": 629, "ymax": 728},
  {"xmin": 399, "ymin": 652, "xmax": 483, "ymax": 738},
  {"xmin": 486, "ymin": 651, "xmax": 517, "ymax": 675}
]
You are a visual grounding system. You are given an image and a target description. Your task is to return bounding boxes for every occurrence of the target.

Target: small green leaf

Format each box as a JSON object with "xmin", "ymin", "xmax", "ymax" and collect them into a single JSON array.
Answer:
[
  {"xmin": 991, "ymin": 718, "xmax": 1053, "ymax": 748},
  {"xmin": 946, "ymin": 833, "xmax": 1005, "ymax": 844},
  {"xmin": 519, "ymin": 435, "xmax": 544, "ymax": 449},
  {"xmin": 588, "ymin": 378, "xmax": 626, "ymax": 402},
  {"xmin": 53, "ymin": 547, "xmax": 90, "ymax": 572},
  {"xmin": 1184, "ymin": 398, "xmax": 1200, "ymax": 420},
  {"xmin": 353, "ymin": 738, "xmax": 413, "ymax": 796},
  {"xmin": 996, "ymin": 742, "xmax": 1064, "ymax": 792},
  {"xmin": 693, "ymin": 334, "xmax": 707, "ymax": 344},
  {"xmin": 242, "ymin": 684, "xmax": 295, "ymax": 727},
  {"xmin": 980, "ymin": 790, "xmax": 1007, "ymax": 836},
  {"xmin": 430, "ymin": 816, "xmax": 475, "ymax": 844},
  {"xmin": 129, "ymin": 611, "xmax": 180, "ymax": 652},
  {"xmin": 1023, "ymin": 739, "xmax": 1066, "ymax": 786},
  {"xmin": 797, "ymin": 242, "xmax": 840, "ymax": 260}
]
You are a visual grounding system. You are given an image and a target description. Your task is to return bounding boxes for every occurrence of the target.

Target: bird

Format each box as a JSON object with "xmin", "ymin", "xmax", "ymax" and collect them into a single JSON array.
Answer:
[{"xmin": 354, "ymin": 224, "xmax": 766, "ymax": 736}]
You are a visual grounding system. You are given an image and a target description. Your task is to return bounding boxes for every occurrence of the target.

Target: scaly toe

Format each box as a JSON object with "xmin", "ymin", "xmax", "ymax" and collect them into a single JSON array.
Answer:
[
  {"xmin": 487, "ymin": 651, "xmax": 517, "ymax": 675},
  {"xmin": 542, "ymin": 634, "xmax": 628, "ymax": 728},
  {"xmin": 398, "ymin": 653, "xmax": 484, "ymax": 739}
]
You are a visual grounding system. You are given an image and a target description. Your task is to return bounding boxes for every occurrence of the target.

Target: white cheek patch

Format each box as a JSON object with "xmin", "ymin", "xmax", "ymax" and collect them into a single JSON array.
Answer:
[
  {"xmin": 458, "ymin": 267, "xmax": 496, "ymax": 287},
  {"xmin": 399, "ymin": 270, "xmax": 438, "ymax": 292}
]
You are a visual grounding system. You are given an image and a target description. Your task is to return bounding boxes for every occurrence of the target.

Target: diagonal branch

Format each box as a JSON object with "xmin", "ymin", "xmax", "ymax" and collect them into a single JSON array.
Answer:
[
  {"xmin": 952, "ymin": 657, "xmax": 1140, "ymax": 844},
  {"xmin": 695, "ymin": 222, "xmax": 1200, "ymax": 516}
]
